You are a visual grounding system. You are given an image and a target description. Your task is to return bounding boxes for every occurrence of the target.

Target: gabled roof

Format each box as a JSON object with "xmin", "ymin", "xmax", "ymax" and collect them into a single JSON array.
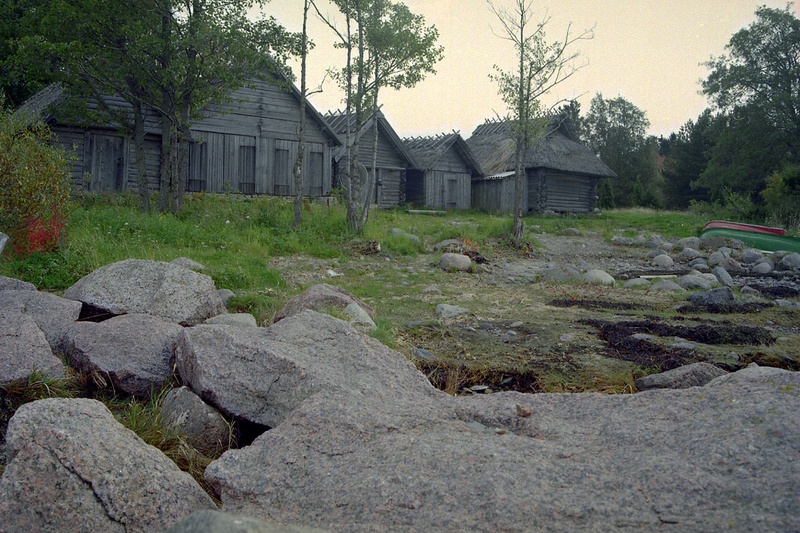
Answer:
[
  {"xmin": 13, "ymin": 83, "xmax": 65, "ymax": 124},
  {"xmin": 325, "ymin": 109, "xmax": 417, "ymax": 167},
  {"xmin": 403, "ymin": 132, "xmax": 483, "ymax": 174},
  {"xmin": 467, "ymin": 116, "xmax": 617, "ymax": 178},
  {"xmin": 15, "ymin": 76, "xmax": 342, "ymax": 146}
]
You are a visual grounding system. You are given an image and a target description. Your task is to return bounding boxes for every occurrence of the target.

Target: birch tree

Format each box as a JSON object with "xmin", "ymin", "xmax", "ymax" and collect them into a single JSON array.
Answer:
[
  {"xmin": 316, "ymin": 0, "xmax": 442, "ymax": 233},
  {"xmin": 488, "ymin": 0, "xmax": 592, "ymax": 239}
]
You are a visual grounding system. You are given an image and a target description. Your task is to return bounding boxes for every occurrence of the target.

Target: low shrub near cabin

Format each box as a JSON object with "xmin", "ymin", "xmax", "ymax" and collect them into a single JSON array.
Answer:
[{"xmin": 0, "ymin": 108, "xmax": 72, "ymax": 258}]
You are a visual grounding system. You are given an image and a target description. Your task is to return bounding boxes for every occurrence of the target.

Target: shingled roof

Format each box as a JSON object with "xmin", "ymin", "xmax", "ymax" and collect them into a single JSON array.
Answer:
[
  {"xmin": 467, "ymin": 117, "xmax": 617, "ymax": 178},
  {"xmin": 403, "ymin": 132, "xmax": 482, "ymax": 174}
]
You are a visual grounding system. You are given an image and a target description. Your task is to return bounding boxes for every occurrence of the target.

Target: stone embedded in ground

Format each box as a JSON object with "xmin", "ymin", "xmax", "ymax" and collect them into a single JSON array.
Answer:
[
  {"xmin": 740, "ymin": 248, "xmax": 764, "ymax": 264},
  {"xmin": 707, "ymin": 250, "xmax": 725, "ymax": 266},
  {"xmin": 676, "ymin": 274, "xmax": 716, "ymax": 291},
  {"xmin": 439, "ymin": 252, "xmax": 472, "ymax": 271},
  {"xmin": 752, "ymin": 261, "xmax": 774, "ymax": 275},
  {"xmin": 0, "ymin": 275, "xmax": 36, "ymax": 291},
  {"xmin": 0, "ymin": 398, "xmax": 216, "ymax": 533},
  {"xmin": 436, "ymin": 303, "xmax": 469, "ymax": 319},
  {"xmin": 649, "ymin": 279, "xmax": 685, "ymax": 292},
  {"xmin": 558, "ymin": 227, "xmax": 582, "ymax": 236},
  {"xmin": 652, "ymin": 254, "xmax": 674, "ymax": 268},
  {"xmin": 204, "ymin": 312, "xmax": 258, "ymax": 328},
  {"xmin": 63, "ymin": 314, "xmax": 185, "ymax": 397},
  {"xmin": 217, "ymin": 288, "xmax": 235, "ymax": 306},
  {"xmin": 687, "ymin": 286, "xmax": 736, "ymax": 307},
  {"xmin": 63, "ymin": 259, "xmax": 225, "ymax": 326},
  {"xmin": 390, "ymin": 228, "xmax": 422, "ymax": 245},
  {"xmin": 712, "ymin": 266, "xmax": 734, "ymax": 287},
  {"xmin": 678, "ymin": 247, "xmax": 703, "ymax": 262},
  {"xmin": 177, "ymin": 311, "xmax": 437, "ymax": 428},
  {"xmin": 624, "ymin": 278, "xmax": 651, "ymax": 289},
  {"xmin": 718, "ymin": 257, "xmax": 744, "ymax": 274},
  {"xmin": 583, "ymin": 269, "xmax": 615, "ymax": 286},
  {"xmin": 778, "ymin": 252, "xmax": 800, "ymax": 270},
  {"xmin": 541, "ymin": 264, "xmax": 582, "ymax": 282},
  {"xmin": 160, "ymin": 386, "xmax": 231, "ymax": 456},
  {"xmin": 0, "ymin": 290, "xmax": 82, "ymax": 352},
  {"xmin": 677, "ymin": 236, "xmax": 702, "ymax": 250},
  {"xmin": 166, "ymin": 510, "xmax": 326, "ymax": 533},
  {"xmin": 206, "ymin": 367, "xmax": 800, "ymax": 532},
  {"xmin": 272, "ymin": 283, "xmax": 375, "ymax": 324},
  {"xmin": 0, "ymin": 309, "xmax": 64, "ymax": 386},
  {"xmin": 343, "ymin": 302, "xmax": 377, "ymax": 331},
  {"xmin": 170, "ymin": 257, "xmax": 207, "ymax": 271}
]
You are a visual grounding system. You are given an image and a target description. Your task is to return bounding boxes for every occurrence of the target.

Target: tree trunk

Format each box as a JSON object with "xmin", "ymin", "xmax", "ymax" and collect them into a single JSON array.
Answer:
[
  {"xmin": 293, "ymin": 0, "xmax": 310, "ymax": 228},
  {"xmin": 132, "ymin": 99, "xmax": 150, "ymax": 213},
  {"xmin": 157, "ymin": 109, "xmax": 173, "ymax": 213}
]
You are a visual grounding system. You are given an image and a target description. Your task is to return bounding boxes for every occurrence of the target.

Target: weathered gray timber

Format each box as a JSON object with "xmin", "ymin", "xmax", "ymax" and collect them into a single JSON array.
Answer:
[
  {"xmin": 468, "ymin": 117, "xmax": 617, "ymax": 214},
  {"xmin": 19, "ymin": 79, "xmax": 341, "ymax": 197},
  {"xmin": 404, "ymin": 132, "xmax": 482, "ymax": 210},
  {"xmin": 325, "ymin": 110, "xmax": 417, "ymax": 208}
]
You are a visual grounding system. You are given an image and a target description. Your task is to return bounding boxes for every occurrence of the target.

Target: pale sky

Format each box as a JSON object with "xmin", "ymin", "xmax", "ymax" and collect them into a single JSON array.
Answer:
[{"xmin": 263, "ymin": 1, "xmax": 799, "ymax": 139}]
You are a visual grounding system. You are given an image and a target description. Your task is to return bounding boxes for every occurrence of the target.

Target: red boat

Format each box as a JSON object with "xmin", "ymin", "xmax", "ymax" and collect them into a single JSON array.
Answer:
[{"xmin": 701, "ymin": 220, "xmax": 785, "ymax": 236}]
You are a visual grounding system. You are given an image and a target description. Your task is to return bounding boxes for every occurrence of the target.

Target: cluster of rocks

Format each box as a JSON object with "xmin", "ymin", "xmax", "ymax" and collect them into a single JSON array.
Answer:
[{"xmin": 2, "ymin": 254, "xmax": 800, "ymax": 532}]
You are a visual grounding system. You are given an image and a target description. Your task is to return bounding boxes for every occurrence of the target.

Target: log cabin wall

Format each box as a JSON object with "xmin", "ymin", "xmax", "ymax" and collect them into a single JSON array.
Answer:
[
  {"xmin": 326, "ymin": 111, "xmax": 414, "ymax": 208},
  {"xmin": 41, "ymin": 78, "xmax": 339, "ymax": 198},
  {"xmin": 404, "ymin": 134, "xmax": 480, "ymax": 210}
]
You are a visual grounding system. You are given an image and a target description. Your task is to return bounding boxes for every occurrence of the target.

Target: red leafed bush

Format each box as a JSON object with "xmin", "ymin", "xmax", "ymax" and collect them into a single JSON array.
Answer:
[{"xmin": 0, "ymin": 107, "xmax": 72, "ymax": 258}]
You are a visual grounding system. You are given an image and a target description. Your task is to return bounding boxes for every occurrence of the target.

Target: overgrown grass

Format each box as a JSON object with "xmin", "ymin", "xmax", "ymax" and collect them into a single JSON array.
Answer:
[{"xmin": 107, "ymin": 386, "xmax": 226, "ymax": 501}]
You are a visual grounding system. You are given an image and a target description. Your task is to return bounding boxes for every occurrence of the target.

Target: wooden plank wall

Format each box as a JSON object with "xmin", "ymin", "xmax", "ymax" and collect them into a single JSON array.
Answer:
[
  {"xmin": 50, "ymin": 77, "xmax": 337, "ymax": 199},
  {"xmin": 472, "ymin": 176, "xmax": 517, "ymax": 213},
  {"xmin": 544, "ymin": 172, "xmax": 598, "ymax": 213},
  {"xmin": 422, "ymin": 145, "xmax": 472, "ymax": 209}
]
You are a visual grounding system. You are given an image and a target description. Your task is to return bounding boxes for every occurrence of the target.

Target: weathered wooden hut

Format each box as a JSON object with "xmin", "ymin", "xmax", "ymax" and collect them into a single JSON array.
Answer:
[
  {"xmin": 467, "ymin": 117, "xmax": 617, "ymax": 213},
  {"xmin": 17, "ymin": 78, "xmax": 342, "ymax": 197},
  {"xmin": 325, "ymin": 110, "xmax": 418, "ymax": 208},
  {"xmin": 403, "ymin": 133, "xmax": 483, "ymax": 210}
]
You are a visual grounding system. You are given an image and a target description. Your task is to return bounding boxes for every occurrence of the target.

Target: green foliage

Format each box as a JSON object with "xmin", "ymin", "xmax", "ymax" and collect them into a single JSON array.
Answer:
[
  {"xmin": 583, "ymin": 93, "xmax": 661, "ymax": 208},
  {"xmin": 0, "ymin": 110, "xmax": 72, "ymax": 258},
  {"xmin": 661, "ymin": 110, "xmax": 716, "ymax": 209},
  {"xmin": 596, "ymin": 178, "xmax": 615, "ymax": 209},
  {"xmin": 702, "ymin": 4, "xmax": 800, "ymax": 160},
  {"xmin": 322, "ymin": 0, "xmax": 443, "ymax": 233},
  {"xmin": 762, "ymin": 164, "xmax": 800, "ymax": 230},
  {"xmin": 698, "ymin": 5, "xmax": 800, "ymax": 206}
]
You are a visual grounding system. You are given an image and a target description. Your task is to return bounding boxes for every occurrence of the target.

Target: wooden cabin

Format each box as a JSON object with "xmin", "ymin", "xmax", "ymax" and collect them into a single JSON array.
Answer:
[
  {"xmin": 403, "ymin": 133, "xmax": 482, "ymax": 210},
  {"xmin": 17, "ymin": 78, "xmax": 342, "ymax": 198},
  {"xmin": 325, "ymin": 110, "xmax": 417, "ymax": 208},
  {"xmin": 467, "ymin": 117, "xmax": 617, "ymax": 213}
]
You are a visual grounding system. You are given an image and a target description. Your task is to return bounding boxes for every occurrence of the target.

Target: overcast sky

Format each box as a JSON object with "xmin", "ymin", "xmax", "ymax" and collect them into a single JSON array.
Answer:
[{"xmin": 263, "ymin": 1, "xmax": 798, "ymax": 139}]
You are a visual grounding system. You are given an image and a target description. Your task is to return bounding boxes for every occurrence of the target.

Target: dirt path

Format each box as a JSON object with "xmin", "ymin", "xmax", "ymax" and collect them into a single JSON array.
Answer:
[{"xmin": 270, "ymin": 233, "xmax": 800, "ymax": 394}]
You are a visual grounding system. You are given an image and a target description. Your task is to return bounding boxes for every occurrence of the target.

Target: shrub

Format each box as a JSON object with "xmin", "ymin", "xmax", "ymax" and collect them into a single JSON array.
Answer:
[
  {"xmin": 0, "ymin": 108, "xmax": 72, "ymax": 257},
  {"xmin": 762, "ymin": 164, "xmax": 800, "ymax": 230}
]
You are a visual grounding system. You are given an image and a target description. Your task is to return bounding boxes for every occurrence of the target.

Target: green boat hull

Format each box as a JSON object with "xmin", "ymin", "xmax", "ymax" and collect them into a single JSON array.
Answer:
[{"xmin": 700, "ymin": 228, "xmax": 800, "ymax": 253}]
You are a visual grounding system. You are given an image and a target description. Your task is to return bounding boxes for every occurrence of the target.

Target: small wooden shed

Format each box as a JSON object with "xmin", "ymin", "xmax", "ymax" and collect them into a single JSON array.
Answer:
[
  {"xmin": 467, "ymin": 117, "xmax": 617, "ymax": 213},
  {"xmin": 18, "ymin": 77, "xmax": 342, "ymax": 197},
  {"xmin": 325, "ymin": 110, "xmax": 418, "ymax": 208},
  {"xmin": 403, "ymin": 133, "xmax": 483, "ymax": 210}
]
